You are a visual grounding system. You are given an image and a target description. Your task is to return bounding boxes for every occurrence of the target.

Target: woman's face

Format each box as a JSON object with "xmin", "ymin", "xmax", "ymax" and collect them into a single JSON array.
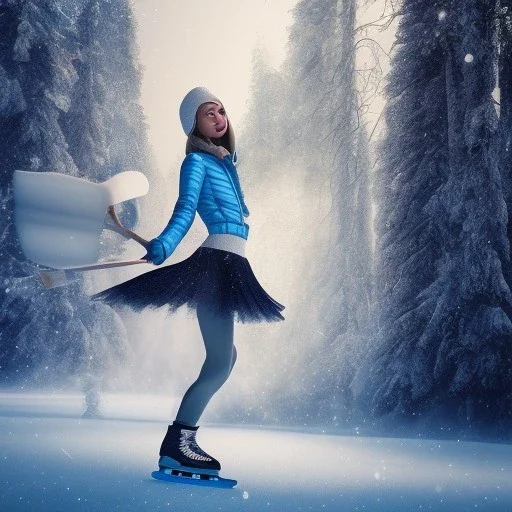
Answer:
[{"xmin": 195, "ymin": 102, "xmax": 228, "ymax": 141}]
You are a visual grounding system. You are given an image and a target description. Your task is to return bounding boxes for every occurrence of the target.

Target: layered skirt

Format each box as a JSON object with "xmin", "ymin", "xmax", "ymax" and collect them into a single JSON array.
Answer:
[{"xmin": 91, "ymin": 234, "xmax": 285, "ymax": 324}]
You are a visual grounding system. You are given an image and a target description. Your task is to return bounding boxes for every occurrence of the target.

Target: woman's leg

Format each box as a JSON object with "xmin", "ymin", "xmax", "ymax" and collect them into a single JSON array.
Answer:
[{"xmin": 175, "ymin": 301, "xmax": 236, "ymax": 427}]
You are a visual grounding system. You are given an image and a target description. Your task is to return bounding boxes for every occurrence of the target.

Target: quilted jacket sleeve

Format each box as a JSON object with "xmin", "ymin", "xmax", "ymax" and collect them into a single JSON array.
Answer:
[{"xmin": 155, "ymin": 153, "xmax": 206, "ymax": 258}]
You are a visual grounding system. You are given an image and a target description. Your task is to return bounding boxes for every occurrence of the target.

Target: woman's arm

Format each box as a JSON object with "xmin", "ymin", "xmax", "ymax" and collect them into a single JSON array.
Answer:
[{"xmin": 146, "ymin": 153, "xmax": 206, "ymax": 265}]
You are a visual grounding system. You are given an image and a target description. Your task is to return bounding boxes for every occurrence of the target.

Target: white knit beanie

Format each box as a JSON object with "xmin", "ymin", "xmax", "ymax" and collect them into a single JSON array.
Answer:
[{"xmin": 179, "ymin": 87, "xmax": 223, "ymax": 136}]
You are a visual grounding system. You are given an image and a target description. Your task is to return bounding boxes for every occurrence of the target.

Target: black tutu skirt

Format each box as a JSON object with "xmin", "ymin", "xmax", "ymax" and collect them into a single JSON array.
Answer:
[{"xmin": 91, "ymin": 246, "xmax": 285, "ymax": 323}]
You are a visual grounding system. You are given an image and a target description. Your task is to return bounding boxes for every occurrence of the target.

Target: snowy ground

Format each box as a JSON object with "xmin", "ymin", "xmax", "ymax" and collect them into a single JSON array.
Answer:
[{"xmin": 1, "ymin": 392, "xmax": 511, "ymax": 512}]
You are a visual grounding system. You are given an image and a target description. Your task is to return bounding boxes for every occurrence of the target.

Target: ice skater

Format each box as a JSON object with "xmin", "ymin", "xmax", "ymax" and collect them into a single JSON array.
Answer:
[{"xmin": 93, "ymin": 86, "xmax": 285, "ymax": 487}]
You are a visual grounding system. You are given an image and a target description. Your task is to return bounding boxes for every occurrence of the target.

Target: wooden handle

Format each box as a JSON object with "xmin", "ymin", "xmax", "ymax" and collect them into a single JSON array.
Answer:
[
  {"xmin": 60, "ymin": 258, "xmax": 148, "ymax": 272},
  {"xmin": 39, "ymin": 259, "xmax": 150, "ymax": 289},
  {"xmin": 104, "ymin": 206, "xmax": 149, "ymax": 248}
]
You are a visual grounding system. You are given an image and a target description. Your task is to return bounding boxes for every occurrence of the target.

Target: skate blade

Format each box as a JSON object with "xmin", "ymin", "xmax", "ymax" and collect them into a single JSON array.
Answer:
[{"xmin": 151, "ymin": 468, "xmax": 237, "ymax": 489}]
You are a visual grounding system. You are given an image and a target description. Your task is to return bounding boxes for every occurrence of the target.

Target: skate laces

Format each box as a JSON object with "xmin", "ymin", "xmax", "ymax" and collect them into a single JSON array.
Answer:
[{"xmin": 179, "ymin": 429, "xmax": 213, "ymax": 462}]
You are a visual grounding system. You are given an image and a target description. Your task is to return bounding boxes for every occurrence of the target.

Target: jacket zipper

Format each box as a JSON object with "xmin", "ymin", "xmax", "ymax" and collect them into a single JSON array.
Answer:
[{"xmin": 221, "ymin": 160, "xmax": 244, "ymax": 222}]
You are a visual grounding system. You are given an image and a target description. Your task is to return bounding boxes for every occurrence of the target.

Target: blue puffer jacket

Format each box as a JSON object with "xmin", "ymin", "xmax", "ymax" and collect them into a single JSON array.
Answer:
[{"xmin": 148, "ymin": 151, "xmax": 250, "ymax": 263}]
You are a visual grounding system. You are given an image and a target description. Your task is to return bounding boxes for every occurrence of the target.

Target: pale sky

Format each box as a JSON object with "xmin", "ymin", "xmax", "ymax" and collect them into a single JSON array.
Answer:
[{"xmin": 131, "ymin": 0, "xmax": 300, "ymax": 173}]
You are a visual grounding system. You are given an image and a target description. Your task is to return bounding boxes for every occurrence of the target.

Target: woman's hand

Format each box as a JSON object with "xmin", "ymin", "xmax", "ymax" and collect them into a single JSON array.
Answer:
[{"xmin": 144, "ymin": 238, "xmax": 169, "ymax": 265}]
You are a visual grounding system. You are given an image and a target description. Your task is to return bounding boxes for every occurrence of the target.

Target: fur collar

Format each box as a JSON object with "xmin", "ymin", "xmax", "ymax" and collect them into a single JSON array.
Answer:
[{"xmin": 186, "ymin": 134, "xmax": 230, "ymax": 160}]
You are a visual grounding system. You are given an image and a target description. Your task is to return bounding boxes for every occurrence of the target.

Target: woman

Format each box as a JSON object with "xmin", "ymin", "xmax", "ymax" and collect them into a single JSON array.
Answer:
[{"xmin": 93, "ymin": 86, "xmax": 285, "ymax": 475}]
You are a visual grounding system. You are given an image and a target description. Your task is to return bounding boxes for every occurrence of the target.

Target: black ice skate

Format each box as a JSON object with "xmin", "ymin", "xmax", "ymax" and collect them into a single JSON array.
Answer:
[{"xmin": 151, "ymin": 422, "xmax": 237, "ymax": 489}]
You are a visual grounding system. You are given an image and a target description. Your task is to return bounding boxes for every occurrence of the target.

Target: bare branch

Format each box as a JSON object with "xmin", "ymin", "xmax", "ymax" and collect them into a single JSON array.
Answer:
[
  {"xmin": 355, "ymin": 37, "xmax": 391, "ymax": 58},
  {"xmin": 354, "ymin": 10, "xmax": 404, "ymax": 34}
]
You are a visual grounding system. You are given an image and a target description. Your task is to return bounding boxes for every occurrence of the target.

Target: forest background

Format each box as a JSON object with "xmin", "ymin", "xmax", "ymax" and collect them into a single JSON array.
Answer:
[{"xmin": 1, "ymin": 0, "xmax": 511, "ymax": 441}]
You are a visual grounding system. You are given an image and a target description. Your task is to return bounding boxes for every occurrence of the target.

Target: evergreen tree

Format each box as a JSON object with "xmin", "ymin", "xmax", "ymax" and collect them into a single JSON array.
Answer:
[
  {"xmin": 62, "ymin": 0, "xmax": 152, "ymax": 183},
  {"xmin": 14, "ymin": 0, "xmax": 79, "ymax": 176},
  {"xmin": 0, "ymin": 1, "xmax": 127, "ymax": 405},
  {"xmin": 305, "ymin": 0, "xmax": 373, "ymax": 427},
  {"xmin": 360, "ymin": 0, "xmax": 512, "ymax": 437},
  {"xmin": 231, "ymin": 0, "xmax": 374, "ymax": 428},
  {"xmin": 271, "ymin": 0, "xmax": 373, "ymax": 427},
  {"xmin": 60, "ymin": 0, "xmax": 156, "ymax": 245},
  {"xmin": 497, "ymin": 0, "xmax": 512, "ymax": 290},
  {"xmin": 96, "ymin": 0, "xmax": 150, "ymax": 179},
  {"xmin": 237, "ymin": 46, "xmax": 286, "ymax": 180},
  {"xmin": 355, "ymin": 0, "xmax": 450, "ymax": 424},
  {"xmin": 428, "ymin": 0, "xmax": 512, "ymax": 434},
  {"xmin": 61, "ymin": 0, "xmax": 108, "ymax": 178}
]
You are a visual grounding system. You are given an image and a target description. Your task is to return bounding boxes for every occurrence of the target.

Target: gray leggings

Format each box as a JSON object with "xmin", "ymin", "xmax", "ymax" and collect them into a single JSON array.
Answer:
[{"xmin": 174, "ymin": 299, "xmax": 237, "ymax": 427}]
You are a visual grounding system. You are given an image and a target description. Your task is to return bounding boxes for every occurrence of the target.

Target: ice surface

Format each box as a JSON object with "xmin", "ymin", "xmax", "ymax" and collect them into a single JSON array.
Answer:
[{"xmin": 0, "ymin": 392, "xmax": 511, "ymax": 512}]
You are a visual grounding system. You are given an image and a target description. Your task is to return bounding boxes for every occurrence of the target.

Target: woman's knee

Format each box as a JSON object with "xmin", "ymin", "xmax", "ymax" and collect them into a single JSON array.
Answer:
[
  {"xmin": 198, "ymin": 365, "xmax": 232, "ymax": 393},
  {"xmin": 201, "ymin": 350, "xmax": 234, "ymax": 383}
]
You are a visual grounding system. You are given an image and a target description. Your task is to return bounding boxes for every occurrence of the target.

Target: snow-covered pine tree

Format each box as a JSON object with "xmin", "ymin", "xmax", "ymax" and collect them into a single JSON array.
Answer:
[
  {"xmin": 272, "ymin": 0, "xmax": 374, "ymax": 427},
  {"xmin": 61, "ymin": 0, "xmax": 156, "ymax": 241},
  {"xmin": 59, "ymin": 0, "xmax": 159, "ymax": 409},
  {"xmin": 94, "ymin": 0, "xmax": 151, "ymax": 179},
  {"xmin": 0, "ymin": 0, "xmax": 127, "ymax": 397},
  {"xmin": 60, "ymin": 0, "xmax": 109, "ymax": 178},
  {"xmin": 217, "ymin": 1, "xmax": 343, "ymax": 426},
  {"xmin": 428, "ymin": 0, "xmax": 512, "ymax": 435},
  {"xmin": 236, "ymin": 0, "xmax": 374, "ymax": 427},
  {"xmin": 62, "ymin": 0, "xmax": 152, "ymax": 182},
  {"xmin": 96, "ymin": 0, "xmax": 159, "ymax": 245},
  {"xmin": 237, "ymin": 46, "xmax": 286, "ymax": 181},
  {"xmin": 497, "ymin": 1, "xmax": 512, "ymax": 292},
  {"xmin": 307, "ymin": 0, "xmax": 374, "ymax": 427},
  {"xmin": 354, "ymin": 0, "xmax": 450, "ymax": 426},
  {"xmin": 0, "ymin": 0, "xmax": 78, "ymax": 383},
  {"xmin": 14, "ymin": 0, "xmax": 79, "ymax": 176},
  {"xmin": 495, "ymin": 2, "xmax": 512, "ymax": 429},
  {"xmin": 360, "ymin": 0, "xmax": 512, "ymax": 438}
]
